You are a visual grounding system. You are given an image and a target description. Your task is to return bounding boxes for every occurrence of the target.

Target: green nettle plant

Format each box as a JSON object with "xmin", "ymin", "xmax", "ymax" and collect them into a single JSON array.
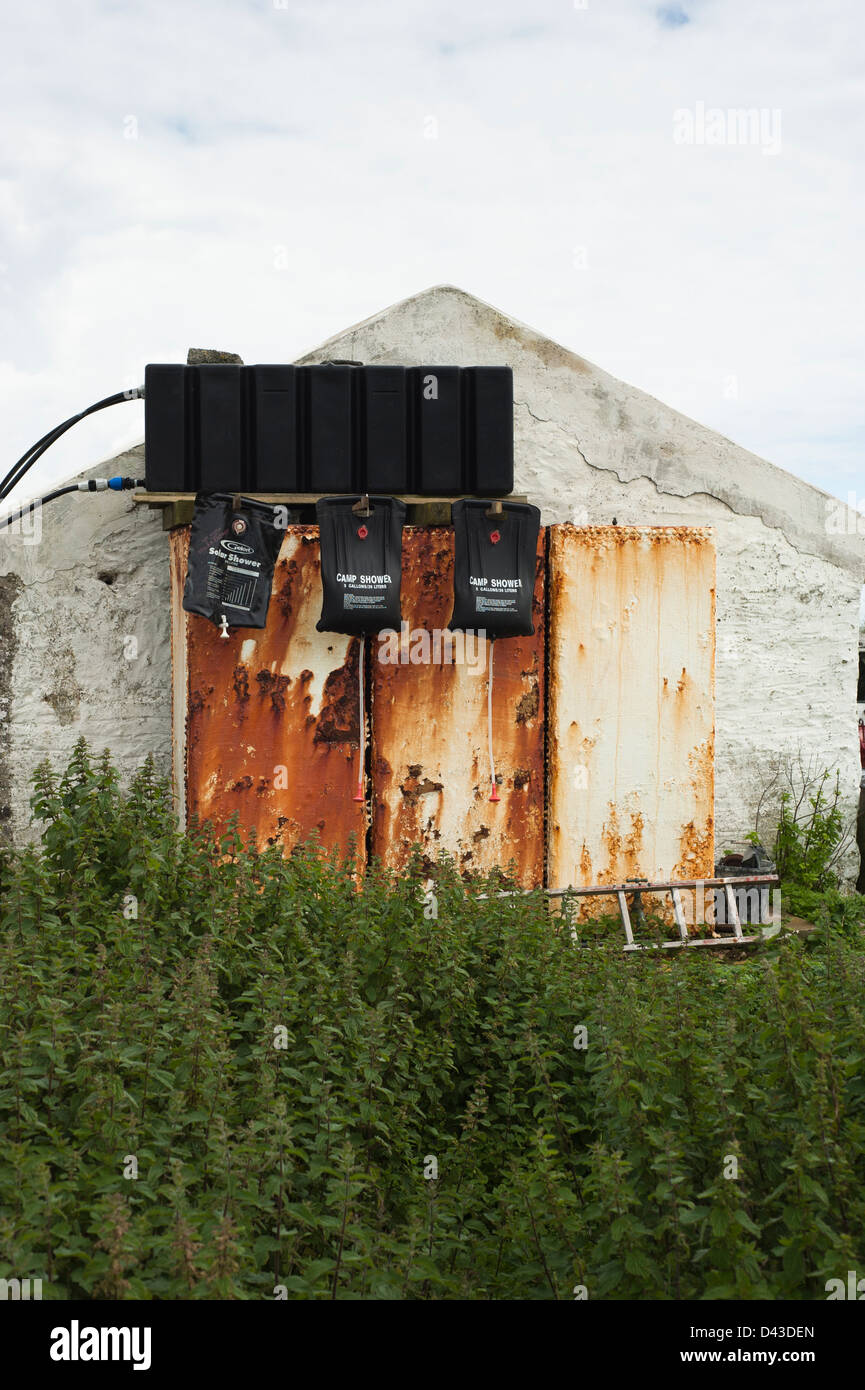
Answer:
[
  {"xmin": 774, "ymin": 775, "xmax": 847, "ymax": 890},
  {"xmin": 0, "ymin": 739, "xmax": 864, "ymax": 1299},
  {"xmin": 746, "ymin": 751, "xmax": 865, "ymax": 935},
  {"xmin": 751, "ymin": 752, "xmax": 853, "ymax": 892}
]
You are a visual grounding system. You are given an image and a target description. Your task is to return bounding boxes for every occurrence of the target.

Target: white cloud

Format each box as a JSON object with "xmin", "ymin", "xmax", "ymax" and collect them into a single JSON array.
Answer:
[{"xmin": 0, "ymin": 0, "xmax": 862, "ymax": 509}]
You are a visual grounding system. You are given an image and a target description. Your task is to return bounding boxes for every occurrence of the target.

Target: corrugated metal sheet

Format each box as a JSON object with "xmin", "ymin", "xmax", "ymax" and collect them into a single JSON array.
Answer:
[
  {"xmin": 370, "ymin": 527, "xmax": 545, "ymax": 886},
  {"xmin": 174, "ymin": 525, "xmax": 366, "ymax": 858},
  {"xmin": 547, "ymin": 525, "xmax": 715, "ymax": 903}
]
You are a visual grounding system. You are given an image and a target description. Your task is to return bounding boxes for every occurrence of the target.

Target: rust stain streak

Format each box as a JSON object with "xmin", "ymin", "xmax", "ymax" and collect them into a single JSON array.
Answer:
[
  {"xmin": 370, "ymin": 527, "xmax": 545, "ymax": 886},
  {"xmin": 181, "ymin": 525, "xmax": 365, "ymax": 859},
  {"xmin": 547, "ymin": 525, "xmax": 715, "ymax": 925}
]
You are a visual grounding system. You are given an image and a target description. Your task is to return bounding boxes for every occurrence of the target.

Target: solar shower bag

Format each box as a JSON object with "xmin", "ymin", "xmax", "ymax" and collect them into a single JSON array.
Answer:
[
  {"xmin": 448, "ymin": 498, "xmax": 540, "ymax": 637},
  {"xmin": 182, "ymin": 493, "xmax": 284, "ymax": 629},
  {"xmin": 316, "ymin": 495, "xmax": 406, "ymax": 635}
]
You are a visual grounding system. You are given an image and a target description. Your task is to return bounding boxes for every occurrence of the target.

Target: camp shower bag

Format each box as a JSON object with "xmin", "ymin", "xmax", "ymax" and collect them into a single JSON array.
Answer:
[
  {"xmin": 448, "ymin": 498, "xmax": 540, "ymax": 637},
  {"xmin": 316, "ymin": 496, "xmax": 406, "ymax": 635},
  {"xmin": 182, "ymin": 493, "xmax": 284, "ymax": 630}
]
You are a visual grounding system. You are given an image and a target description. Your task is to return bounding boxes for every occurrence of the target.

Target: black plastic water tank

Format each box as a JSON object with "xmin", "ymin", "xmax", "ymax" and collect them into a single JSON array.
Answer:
[{"xmin": 144, "ymin": 363, "xmax": 514, "ymax": 496}]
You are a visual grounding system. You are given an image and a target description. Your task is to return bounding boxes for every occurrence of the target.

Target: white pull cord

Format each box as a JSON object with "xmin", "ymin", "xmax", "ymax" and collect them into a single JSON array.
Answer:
[
  {"xmin": 488, "ymin": 637, "xmax": 499, "ymax": 802},
  {"xmin": 354, "ymin": 637, "xmax": 365, "ymax": 802}
]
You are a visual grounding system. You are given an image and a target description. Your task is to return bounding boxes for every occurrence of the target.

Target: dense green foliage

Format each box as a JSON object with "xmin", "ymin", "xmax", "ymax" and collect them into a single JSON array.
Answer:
[
  {"xmin": 1, "ymin": 742, "xmax": 864, "ymax": 1300},
  {"xmin": 780, "ymin": 881, "xmax": 865, "ymax": 938},
  {"xmin": 751, "ymin": 756, "xmax": 852, "ymax": 893}
]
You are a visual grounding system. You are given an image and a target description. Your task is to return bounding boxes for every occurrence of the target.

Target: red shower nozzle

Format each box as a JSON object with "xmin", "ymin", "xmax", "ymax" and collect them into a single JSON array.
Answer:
[
  {"xmin": 489, "ymin": 782, "xmax": 500, "ymax": 803},
  {"xmin": 357, "ymin": 525, "xmax": 368, "ymax": 539}
]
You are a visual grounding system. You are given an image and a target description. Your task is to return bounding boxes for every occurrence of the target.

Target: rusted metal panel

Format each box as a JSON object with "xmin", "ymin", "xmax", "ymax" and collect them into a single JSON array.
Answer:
[
  {"xmin": 547, "ymin": 525, "xmax": 715, "ymax": 904},
  {"xmin": 175, "ymin": 525, "xmax": 366, "ymax": 858},
  {"xmin": 171, "ymin": 519, "xmax": 713, "ymax": 897},
  {"xmin": 371, "ymin": 527, "xmax": 545, "ymax": 886}
]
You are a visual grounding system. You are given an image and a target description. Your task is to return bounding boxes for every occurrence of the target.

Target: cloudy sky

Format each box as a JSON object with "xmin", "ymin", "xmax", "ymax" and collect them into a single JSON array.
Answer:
[{"xmin": 1, "ymin": 0, "xmax": 862, "ymax": 510}]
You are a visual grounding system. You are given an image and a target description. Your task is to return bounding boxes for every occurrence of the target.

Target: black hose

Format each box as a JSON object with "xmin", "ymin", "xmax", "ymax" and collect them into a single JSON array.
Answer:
[
  {"xmin": 1, "ymin": 389, "xmax": 142, "ymax": 502},
  {"xmin": 0, "ymin": 485, "xmax": 78, "ymax": 531}
]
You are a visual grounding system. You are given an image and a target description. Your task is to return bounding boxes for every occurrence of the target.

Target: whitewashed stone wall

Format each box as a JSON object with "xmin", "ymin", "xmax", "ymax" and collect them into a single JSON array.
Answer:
[{"xmin": 0, "ymin": 446, "xmax": 170, "ymax": 844}]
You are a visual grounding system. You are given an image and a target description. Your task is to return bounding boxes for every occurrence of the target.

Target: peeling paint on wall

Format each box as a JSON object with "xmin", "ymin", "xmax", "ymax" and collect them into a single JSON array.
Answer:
[{"xmin": 547, "ymin": 525, "xmax": 715, "ymax": 904}]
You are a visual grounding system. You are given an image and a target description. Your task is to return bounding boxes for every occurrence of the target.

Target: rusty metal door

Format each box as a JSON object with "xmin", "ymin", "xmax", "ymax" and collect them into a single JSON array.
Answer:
[
  {"xmin": 170, "ymin": 526, "xmax": 366, "ymax": 859},
  {"xmin": 369, "ymin": 527, "xmax": 545, "ymax": 886},
  {"xmin": 547, "ymin": 525, "xmax": 715, "ymax": 894}
]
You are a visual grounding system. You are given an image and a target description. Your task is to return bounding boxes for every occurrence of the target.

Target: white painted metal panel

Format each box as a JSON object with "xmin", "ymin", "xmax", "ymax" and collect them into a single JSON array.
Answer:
[{"xmin": 548, "ymin": 525, "xmax": 715, "ymax": 896}]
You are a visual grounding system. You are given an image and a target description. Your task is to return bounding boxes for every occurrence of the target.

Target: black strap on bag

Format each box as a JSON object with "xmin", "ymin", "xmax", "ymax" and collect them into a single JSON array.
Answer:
[
  {"xmin": 448, "ymin": 498, "xmax": 541, "ymax": 803},
  {"xmin": 182, "ymin": 493, "xmax": 284, "ymax": 631}
]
